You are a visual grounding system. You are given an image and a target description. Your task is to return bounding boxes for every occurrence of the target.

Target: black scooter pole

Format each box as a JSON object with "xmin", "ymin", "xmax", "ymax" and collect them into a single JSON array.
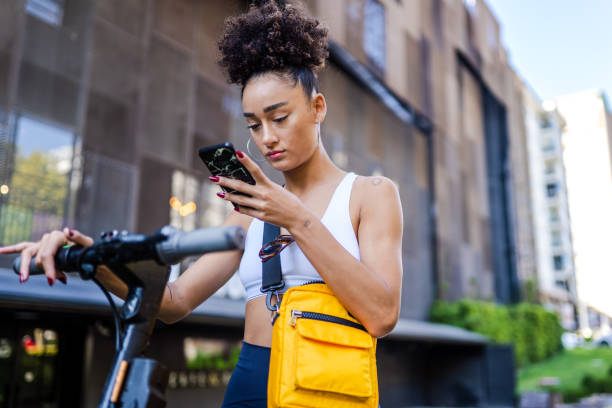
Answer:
[{"xmin": 98, "ymin": 260, "xmax": 169, "ymax": 408}]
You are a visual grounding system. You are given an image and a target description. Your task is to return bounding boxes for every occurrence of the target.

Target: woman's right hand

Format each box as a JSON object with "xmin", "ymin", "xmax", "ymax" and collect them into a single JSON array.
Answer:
[{"xmin": 0, "ymin": 228, "xmax": 94, "ymax": 285}]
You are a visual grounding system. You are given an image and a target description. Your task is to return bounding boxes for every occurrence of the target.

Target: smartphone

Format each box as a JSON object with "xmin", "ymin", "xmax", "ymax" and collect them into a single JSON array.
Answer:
[{"xmin": 198, "ymin": 142, "xmax": 256, "ymax": 201}]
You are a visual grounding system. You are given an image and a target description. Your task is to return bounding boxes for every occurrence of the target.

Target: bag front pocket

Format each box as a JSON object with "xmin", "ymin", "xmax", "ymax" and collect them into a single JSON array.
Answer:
[{"xmin": 292, "ymin": 311, "xmax": 374, "ymax": 398}]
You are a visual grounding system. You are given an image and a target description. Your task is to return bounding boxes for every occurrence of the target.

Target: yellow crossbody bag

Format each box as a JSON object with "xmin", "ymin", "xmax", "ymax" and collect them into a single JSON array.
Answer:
[
  {"xmin": 267, "ymin": 282, "xmax": 379, "ymax": 408},
  {"xmin": 260, "ymin": 222, "xmax": 379, "ymax": 407}
]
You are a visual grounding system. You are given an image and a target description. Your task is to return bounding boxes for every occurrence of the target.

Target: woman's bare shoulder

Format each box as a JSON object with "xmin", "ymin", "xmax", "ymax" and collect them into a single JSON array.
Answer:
[
  {"xmin": 352, "ymin": 175, "xmax": 400, "ymax": 204},
  {"xmin": 350, "ymin": 174, "xmax": 401, "ymax": 225}
]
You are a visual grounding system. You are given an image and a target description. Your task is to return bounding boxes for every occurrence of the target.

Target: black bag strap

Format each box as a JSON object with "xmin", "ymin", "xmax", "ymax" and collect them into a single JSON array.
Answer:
[{"xmin": 261, "ymin": 222, "xmax": 284, "ymax": 311}]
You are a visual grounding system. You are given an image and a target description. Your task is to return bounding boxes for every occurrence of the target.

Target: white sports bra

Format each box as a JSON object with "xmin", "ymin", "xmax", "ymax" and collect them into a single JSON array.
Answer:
[{"xmin": 238, "ymin": 172, "xmax": 361, "ymax": 301}]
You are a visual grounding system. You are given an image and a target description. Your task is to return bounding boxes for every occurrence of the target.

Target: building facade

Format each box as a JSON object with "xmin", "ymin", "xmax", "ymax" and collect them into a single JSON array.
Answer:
[
  {"xmin": 0, "ymin": 0, "xmax": 526, "ymax": 406},
  {"xmin": 554, "ymin": 89, "xmax": 612, "ymax": 334},
  {"xmin": 520, "ymin": 83, "xmax": 579, "ymax": 331}
]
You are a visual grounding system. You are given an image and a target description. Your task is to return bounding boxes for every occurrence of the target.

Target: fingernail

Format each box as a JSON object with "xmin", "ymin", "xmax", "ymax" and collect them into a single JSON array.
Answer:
[
  {"xmin": 216, "ymin": 192, "xmax": 226, "ymax": 198},
  {"xmin": 236, "ymin": 150, "xmax": 244, "ymax": 159},
  {"xmin": 47, "ymin": 277, "xmax": 54, "ymax": 286},
  {"xmin": 234, "ymin": 206, "xmax": 240, "ymax": 212},
  {"xmin": 58, "ymin": 276, "xmax": 67, "ymax": 285},
  {"xmin": 208, "ymin": 176, "xmax": 219, "ymax": 182},
  {"xmin": 20, "ymin": 275, "xmax": 24, "ymax": 284},
  {"xmin": 68, "ymin": 228, "xmax": 74, "ymax": 237}
]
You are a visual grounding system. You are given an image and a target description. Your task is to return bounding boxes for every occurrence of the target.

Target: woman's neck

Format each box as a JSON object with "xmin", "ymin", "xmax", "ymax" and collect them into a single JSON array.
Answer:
[{"xmin": 283, "ymin": 145, "xmax": 344, "ymax": 194}]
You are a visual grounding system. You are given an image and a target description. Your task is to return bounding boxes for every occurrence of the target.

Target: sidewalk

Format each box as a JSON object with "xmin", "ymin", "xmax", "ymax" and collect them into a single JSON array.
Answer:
[
  {"xmin": 558, "ymin": 394, "xmax": 612, "ymax": 408},
  {"xmin": 522, "ymin": 392, "xmax": 612, "ymax": 408}
]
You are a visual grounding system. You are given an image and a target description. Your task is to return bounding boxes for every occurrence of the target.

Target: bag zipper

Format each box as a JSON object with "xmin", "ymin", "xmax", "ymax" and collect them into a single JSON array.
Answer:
[
  {"xmin": 290, "ymin": 310, "xmax": 367, "ymax": 332},
  {"xmin": 300, "ymin": 279, "xmax": 325, "ymax": 286}
]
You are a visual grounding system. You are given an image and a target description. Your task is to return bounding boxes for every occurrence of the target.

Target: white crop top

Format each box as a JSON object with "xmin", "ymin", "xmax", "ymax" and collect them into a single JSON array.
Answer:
[{"xmin": 238, "ymin": 172, "xmax": 361, "ymax": 301}]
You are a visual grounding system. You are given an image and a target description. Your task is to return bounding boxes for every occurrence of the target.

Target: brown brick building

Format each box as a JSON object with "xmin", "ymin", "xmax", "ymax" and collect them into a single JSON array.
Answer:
[{"xmin": 0, "ymin": 0, "xmax": 531, "ymax": 406}]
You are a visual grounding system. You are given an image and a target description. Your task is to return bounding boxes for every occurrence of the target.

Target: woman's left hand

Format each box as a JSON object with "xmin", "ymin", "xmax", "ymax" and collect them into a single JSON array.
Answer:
[{"xmin": 210, "ymin": 151, "xmax": 307, "ymax": 229}]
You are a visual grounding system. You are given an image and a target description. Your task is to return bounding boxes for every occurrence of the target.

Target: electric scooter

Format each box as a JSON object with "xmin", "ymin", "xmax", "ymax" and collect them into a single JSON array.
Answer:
[{"xmin": 12, "ymin": 225, "xmax": 245, "ymax": 408}]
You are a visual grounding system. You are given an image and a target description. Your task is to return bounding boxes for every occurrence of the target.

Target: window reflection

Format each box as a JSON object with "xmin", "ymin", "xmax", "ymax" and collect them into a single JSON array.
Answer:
[
  {"xmin": 0, "ymin": 114, "xmax": 73, "ymax": 245},
  {"xmin": 25, "ymin": 0, "xmax": 64, "ymax": 27},
  {"xmin": 170, "ymin": 338, "xmax": 240, "ymax": 389},
  {"xmin": 363, "ymin": 0, "xmax": 385, "ymax": 73}
]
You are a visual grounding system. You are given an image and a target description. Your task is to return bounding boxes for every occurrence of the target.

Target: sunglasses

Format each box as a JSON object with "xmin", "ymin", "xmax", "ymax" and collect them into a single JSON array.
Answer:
[{"xmin": 259, "ymin": 234, "xmax": 295, "ymax": 262}]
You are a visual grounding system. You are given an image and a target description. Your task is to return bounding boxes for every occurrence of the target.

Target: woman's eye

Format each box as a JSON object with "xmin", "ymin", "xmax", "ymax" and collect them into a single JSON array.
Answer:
[
  {"xmin": 247, "ymin": 123, "xmax": 260, "ymax": 131},
  {"xmin": 273, "ymin": 115, "xmax": 288, "ymax": 123}
]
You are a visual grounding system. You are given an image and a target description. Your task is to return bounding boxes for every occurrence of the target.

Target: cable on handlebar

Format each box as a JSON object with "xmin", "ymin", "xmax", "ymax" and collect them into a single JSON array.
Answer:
[{"xmin": 92, "ymin": 276, "xmax": 122, "ymax": 351}]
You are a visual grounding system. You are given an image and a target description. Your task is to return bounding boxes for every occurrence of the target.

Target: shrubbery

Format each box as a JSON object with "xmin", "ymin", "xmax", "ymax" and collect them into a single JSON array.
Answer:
[
  {"xmin": 562, "ymin": 366, "xmax": 612, "ymax": 402},
  {"xmin": 430, "ymin": 299, "xmax": 563, "ymax": 366}
]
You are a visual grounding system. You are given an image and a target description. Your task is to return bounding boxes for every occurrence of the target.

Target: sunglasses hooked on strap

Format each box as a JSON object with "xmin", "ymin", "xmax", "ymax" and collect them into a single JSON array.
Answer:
[{"xmin": 259, "ymin": 234, "xmax": 295, "ymax": 262}]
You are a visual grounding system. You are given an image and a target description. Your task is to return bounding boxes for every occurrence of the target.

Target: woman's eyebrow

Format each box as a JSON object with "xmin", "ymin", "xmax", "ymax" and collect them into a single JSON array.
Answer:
[{"xmin": 243, "ymin": 101, "xmax": 289, "ymax": 117}]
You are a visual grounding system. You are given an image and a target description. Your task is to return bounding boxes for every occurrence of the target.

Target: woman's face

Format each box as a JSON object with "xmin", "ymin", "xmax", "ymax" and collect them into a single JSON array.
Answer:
[{"xmin": 241, "ymin": 72, "xmax": 324, "ymax": 172}]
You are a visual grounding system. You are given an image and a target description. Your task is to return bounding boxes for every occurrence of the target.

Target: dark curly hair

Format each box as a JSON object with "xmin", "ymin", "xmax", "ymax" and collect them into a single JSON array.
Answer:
[{"xmin": 217, "ymin": 0, "xmax": 329, "ymax": 98}]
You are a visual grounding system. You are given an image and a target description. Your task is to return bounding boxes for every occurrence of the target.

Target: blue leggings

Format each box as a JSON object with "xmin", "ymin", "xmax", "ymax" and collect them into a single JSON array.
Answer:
[{"xmin": 222, "ymin": 341, "xmax": 270, "ymax": 407}]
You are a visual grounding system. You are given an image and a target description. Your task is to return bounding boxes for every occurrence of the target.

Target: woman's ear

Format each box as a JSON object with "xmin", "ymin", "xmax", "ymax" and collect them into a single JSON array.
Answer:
[{"xmin": 312, "ymin": 92, "xmax": 327, "ymax": 124}]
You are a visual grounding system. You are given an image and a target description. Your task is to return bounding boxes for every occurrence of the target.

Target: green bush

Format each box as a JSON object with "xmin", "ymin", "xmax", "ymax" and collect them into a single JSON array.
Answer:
[
  {"xmin": 430, "ymin": 299, "xmax": 563, "ymax": 366},
  {"xmin": 559, "ymin": 369, "xmax": 612, "ymax": 403}
]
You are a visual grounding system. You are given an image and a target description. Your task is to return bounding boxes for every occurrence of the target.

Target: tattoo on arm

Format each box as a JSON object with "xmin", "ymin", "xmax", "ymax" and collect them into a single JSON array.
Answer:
[
  {"xmin": 371, "ymin": 177, "xmax": 383, "ymax": 186},
  {"xmin": 304, "ymin": 220, "xmax": 311, "ymax": 228}
]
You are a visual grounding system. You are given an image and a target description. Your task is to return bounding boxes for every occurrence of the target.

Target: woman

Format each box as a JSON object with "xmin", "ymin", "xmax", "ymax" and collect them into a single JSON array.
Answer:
[{"xmin": 1, "ymin": 1, "xmax": 403, "ymax": 406}]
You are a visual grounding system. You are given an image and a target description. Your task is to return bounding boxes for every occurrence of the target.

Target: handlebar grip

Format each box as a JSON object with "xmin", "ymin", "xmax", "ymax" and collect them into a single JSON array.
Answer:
[
  {"xmin": 156, "ymin": 225, "xmax": 246, "ymax": 265},
  {"xmin": 12, "ymin": 257, "xmax": 46, "ymax": 276},
  {"xmin": 11, "ymin": 245, "xmax": 82, "ymax": 276}
]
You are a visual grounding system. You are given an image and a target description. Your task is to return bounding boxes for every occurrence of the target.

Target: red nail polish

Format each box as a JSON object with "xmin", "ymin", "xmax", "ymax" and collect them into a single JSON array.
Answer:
[
  {"xmin": 68, "ymin": 228, "xmax": 74, "ymax": 237},
  {"xmin": 216, "ymin": 192, "xmax": 226, "ymax": 198},
  {"xmin": 58, "ymin": 276, "xmax": 67, "ymax": 285},
  {"xmin": 47, "ymin": 277, "xmax": 54, "ymax": 286},
  {"xmin": 236, "ymin": 150, "xmax": 244, "ymax": 159},
  {"xmin": 234, "ymin": 206, "xmax": 240, "ymax": 212},
  {"xmin": 208, "ymin": 176, "xmax": 219, "ymax": 182}
]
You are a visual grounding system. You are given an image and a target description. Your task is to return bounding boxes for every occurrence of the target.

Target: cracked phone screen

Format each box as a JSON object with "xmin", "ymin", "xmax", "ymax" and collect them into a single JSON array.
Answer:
[{"xmin": 200, "ymin": 145, "xmax": 256, "ymax": 196}]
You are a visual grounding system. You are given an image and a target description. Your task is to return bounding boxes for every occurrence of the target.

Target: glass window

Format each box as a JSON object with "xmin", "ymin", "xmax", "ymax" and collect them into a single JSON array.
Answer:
[
  {"xmin": 546, "ymin": 183, "xmax": 558, "ymax": 198},
  {"xmin": 549, "ymin": 206, "xmax": 559, "ymax": 222},
  {"xmin": 0, "ymin": 114, "xmax": 73, "ymax": 245},
  {"xmin": 542, "ymin": 140, "xmax": 555, "ymax": 152},
  {"xmin": 553, "ymin": 255, "xmax": 564, "ymax": 270},
  {"xmin": 555, "ymin": 280, "xmax": 568, "ymax": 291},
  {"xmin": 363, "ymin": 0, "xmax": 385, "ymax": 74},
  {"xmin": 463, "ymin": 0, "xmax": 477, "ymax": 16},
  {"xmin": 169, "ymin": 338, "xmax": 241, "ymax": 390},
  {"xmin": 26, "ymin": 0, "xmax": 64, "ymax": 27},
  {"xmin": 0, "ymin": 327, "xmax": 61, "ymax": 407},
  {"xmin": 551, "ymin": 230, "xmax": 562, "ymax": 247}
]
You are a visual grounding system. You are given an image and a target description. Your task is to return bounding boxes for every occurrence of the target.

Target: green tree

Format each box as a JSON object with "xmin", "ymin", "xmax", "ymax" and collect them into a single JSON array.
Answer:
[{"xmin": 10, "ymin": 152, "xmax": 68, "ymax": 215}]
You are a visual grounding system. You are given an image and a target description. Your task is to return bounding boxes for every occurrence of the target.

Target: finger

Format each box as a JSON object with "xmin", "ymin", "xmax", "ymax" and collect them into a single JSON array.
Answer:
[
  {"xmin": 216, "ymin": 177, "xmax": 258, "ymax": 197},
  {"xmin": 38, "ymin": 230, "xmax": 69, "ymax": 285},
  {"xmin": 235, "ymin": 150, "xmax": 268, "ymax": 184},
  {"xmin": 0, "ymin": 242, "xmax": 35, "ymax": 254},
  {"xmin": 233, "ymin": 204, "xmax": 261, "ymax": 220},
  {"xmin": 217, "ymin": 191, "xmax": 260, "ymax": 208},
  {"xmin": 63, "ymin": 227, "xmax": 94, "ymax": 247},
  {"xmin": 37, "ymin": 231, "xmax": 67, "ymax": 286},
  {"xmin": 20, "ymin": 244, "xmax": 39, "ymax": 283},
  {"xmin": 56, "ymin": 270, "xmax": 68, "ymax": 285}
]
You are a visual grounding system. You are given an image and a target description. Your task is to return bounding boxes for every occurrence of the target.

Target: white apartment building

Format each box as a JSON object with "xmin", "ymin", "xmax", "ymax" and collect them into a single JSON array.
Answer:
[
  {"xmin": 554, "ymin": 89, "xmax": 612, "ymax": 332},
  {"xmin": 522, "ymin": 84, "xmax": 578, "ymax": 331}
]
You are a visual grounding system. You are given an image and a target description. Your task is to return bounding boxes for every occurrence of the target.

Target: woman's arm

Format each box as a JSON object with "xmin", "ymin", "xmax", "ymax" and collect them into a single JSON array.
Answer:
[
  {"xmin": 286, "ymin": 176, "xmax": 403, "ymax": 337},
  {"xmin": 1, "ymin": 211, "xmax": 252, "ymax": 325},
  {"xmin": 213, "ymin": 153, "xmax": 403, "ymax": 337},
  {"xmin": 139, "ymin": 211, "xmax": 252, "ymax": 324}
]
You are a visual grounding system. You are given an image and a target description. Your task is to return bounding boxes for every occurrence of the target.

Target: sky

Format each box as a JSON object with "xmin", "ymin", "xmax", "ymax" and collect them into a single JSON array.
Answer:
[{"xmin": 484, "ymin": 0, "xmax": 612, "ymax": 103}]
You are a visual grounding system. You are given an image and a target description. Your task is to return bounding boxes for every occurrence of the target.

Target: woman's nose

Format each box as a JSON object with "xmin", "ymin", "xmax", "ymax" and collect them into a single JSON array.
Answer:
[{"xmin": 261, "ymin": 123, "xmax": 279, "ymax": 145}]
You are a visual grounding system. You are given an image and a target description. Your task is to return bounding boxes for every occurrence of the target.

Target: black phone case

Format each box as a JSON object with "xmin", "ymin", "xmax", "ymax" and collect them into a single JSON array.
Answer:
[{"xmin": 198, "ymin": 142, "xmax": 256, "ymax": 197}]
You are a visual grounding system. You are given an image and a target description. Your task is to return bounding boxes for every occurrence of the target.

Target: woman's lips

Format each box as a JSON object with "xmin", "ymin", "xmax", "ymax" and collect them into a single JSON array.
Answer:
[{"xmin": 267, "ymin": 150, "xmax": 284, "ymax": 159}]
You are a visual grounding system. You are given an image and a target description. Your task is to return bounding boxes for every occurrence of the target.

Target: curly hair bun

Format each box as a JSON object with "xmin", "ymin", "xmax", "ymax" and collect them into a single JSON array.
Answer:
[{"xmin": 218, "ymin": 1, "xmax": 329, "ymax": 86}]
